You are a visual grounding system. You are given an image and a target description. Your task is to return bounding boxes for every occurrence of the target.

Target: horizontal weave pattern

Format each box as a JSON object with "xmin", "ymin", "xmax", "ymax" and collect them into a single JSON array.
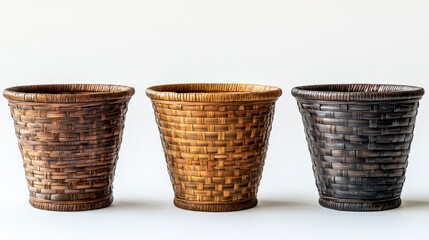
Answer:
[
  {"xmin": 297, "ymin": 99, "xmax": 420, "ymax": 211},
  {"xmin": 5, "ymin": 84, "xmax": 134, "ymax": 211},
  {"xmin": 8, "ymin": 100, "xmax": 129, "ymax": 211},
  {"xmin": 151, "ymin": 100, "xmax": 276, "ymax": 211}
]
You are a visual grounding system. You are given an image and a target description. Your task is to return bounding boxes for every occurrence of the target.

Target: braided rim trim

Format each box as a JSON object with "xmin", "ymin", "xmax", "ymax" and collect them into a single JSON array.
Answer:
[
  {"xmin": 146, "ymin": 83, "xmax": 282, "ymax": 102},
  {"xmin": 292, "ymin": 84, "xmax": 424, "ymax": 101},
  {"xmin": 4, "ymin": 84, "xmax": 135, "ymax": 103}
]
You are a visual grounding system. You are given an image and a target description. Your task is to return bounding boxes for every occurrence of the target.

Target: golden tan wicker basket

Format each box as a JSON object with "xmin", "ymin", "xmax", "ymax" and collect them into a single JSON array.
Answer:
[
  {"xmin": 4, "ymin": 84, "xmax": 134, "ymax": 211},
  {"xmin": 292, "ymin": 84, "xmax": 424, "ymax": 211},
  {"xmin": 146, "ymin": 83, "xmax": 282, "ymax": 211}
]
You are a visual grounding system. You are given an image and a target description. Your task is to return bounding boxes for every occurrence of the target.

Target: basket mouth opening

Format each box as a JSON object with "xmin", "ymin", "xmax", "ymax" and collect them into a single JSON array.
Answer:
[
  {"xmin": 4, "ymin": 84, "xmax": 135, "ymax": 103},
  {"xmin": 291, "ymin": 84, "xmax": 424, "ymax": 101},
  {"xmin": 146, "ymin": 83, "xmax": 282, "ymax": 102}
]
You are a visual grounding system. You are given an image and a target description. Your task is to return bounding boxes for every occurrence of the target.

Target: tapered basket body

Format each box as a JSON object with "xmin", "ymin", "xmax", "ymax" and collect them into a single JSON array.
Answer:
[
  {"xmin": 4, "ymin": 84, "xmax": 134, "ymax": 211},
  {"xmin": 292, "ymin": 84, "xmax": 424, "ymax": 211},
  {"xmin": 146, "ymin": 83, "xmax": 282, "ymax": 212}
]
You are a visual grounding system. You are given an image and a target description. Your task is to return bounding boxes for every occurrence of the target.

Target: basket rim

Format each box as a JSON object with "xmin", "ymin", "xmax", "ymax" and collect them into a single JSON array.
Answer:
[
  {"xmin": 146, "ymin": 83, "xmax": 282, "ymax": 102},
  {"xmin": 291, "ymin": 83, "xmax": 424, "ymax": 101},
  {"xmin": 3, "ymin": 84, "xmax": 135, "ymax": 103}
]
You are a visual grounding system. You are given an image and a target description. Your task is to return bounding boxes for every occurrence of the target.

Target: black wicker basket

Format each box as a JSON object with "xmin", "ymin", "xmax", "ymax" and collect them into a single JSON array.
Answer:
[{"xmin": 292, "ymin": 84, "xmax": 424, "ymax": 211}]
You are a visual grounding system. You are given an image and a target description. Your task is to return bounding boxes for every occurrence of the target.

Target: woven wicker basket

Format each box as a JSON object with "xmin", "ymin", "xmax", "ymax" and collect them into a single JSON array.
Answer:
[
  {"xmin": 146, "ymin": 83, "xmax": 282, "ymax": 211},
  {"xmin": 4, "ymin": 84, "xmax": 134, "ymax": 211},
  {"xmin": 292, "ymin": 84, "xmax": 424, "ymax": 211}
]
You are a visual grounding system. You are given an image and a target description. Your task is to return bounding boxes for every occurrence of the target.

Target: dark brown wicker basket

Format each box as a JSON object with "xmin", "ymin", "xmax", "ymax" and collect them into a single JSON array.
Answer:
[
  {"xmin": 146, "ymin": 83, "xmax": 282, "ymax": 212},
  {"xmin": 292, "ymin": 84, "xmax": 424, "ymax": 211},
  {"xmin": 4, "ymin": 84, "xmax": 134, "ymax": 211}
]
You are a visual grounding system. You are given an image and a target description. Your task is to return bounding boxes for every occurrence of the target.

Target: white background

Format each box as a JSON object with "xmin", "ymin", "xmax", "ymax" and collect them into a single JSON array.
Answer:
[{"xmin": 0, "ymin": 1, "xmax": 428, "ymax": 239}]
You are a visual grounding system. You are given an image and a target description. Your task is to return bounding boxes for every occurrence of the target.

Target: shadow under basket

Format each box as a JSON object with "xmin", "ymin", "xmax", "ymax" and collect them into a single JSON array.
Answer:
[
  {"xmin": 3, "ymin": 84, "xmax": 134, "ymax": 211},
  {"xmin": 292, "ymin": 84, "xmax": 425, "ymax": 211},
  {"xmin": 146, "ymin": 83, "xmax": 282, "ymax": 212}
]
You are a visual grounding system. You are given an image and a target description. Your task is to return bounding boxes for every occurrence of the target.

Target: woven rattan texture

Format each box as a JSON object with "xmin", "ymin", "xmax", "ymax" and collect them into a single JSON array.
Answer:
[
  {"xmin": 297, "ymin": 99, "xmax": 421, "ymax": 211},
  {"xmin": 7, "ymin": 99, "xmax": 131, "ymax": 211},
  {"xmin": 151, "ymin": 100, "xmax": 277, "ymax": 211}
]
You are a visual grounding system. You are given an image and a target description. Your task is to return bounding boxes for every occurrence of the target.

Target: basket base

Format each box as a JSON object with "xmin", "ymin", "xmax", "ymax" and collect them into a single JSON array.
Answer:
[
  {"xmin": 174, "ymin": 198, "xmax": 258, "ymax": 212},
  {"xmin": 29, "ymin": 194, "xmax": 113, "ymax": 211},
  {"xmin": 318, "ymin": 197, "xmax": 401, "ymax": 211}
]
